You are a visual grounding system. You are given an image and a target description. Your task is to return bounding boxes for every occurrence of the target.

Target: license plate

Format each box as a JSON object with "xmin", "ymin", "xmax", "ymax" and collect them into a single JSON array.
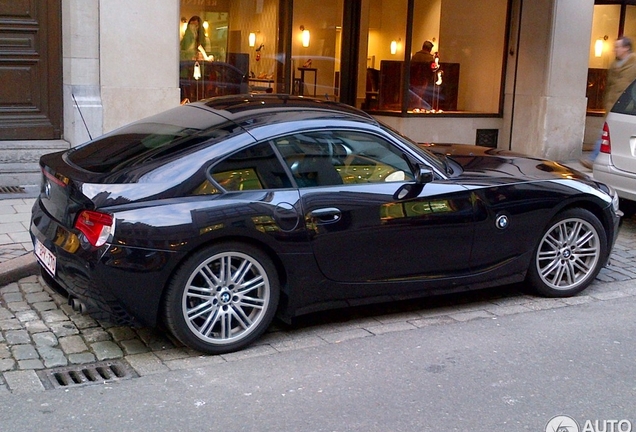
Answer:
[{"xmin": 34, "ymin": 239, "xmax": 56, "ymax": 276}]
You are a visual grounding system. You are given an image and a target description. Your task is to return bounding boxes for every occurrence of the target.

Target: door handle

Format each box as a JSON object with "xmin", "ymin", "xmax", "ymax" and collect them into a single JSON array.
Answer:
[{"xmin": 309, "ymin": 207, "xmax": 341, "ymax": 223}]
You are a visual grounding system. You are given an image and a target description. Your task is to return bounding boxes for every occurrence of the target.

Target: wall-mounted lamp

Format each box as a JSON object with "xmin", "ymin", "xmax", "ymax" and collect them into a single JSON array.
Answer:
[
  {"xmin": 390, "ymin": 38, "xmax": 401, "ymax": 55},
  {"xmin": 249, "ymin": 32, "xmax": 256, "ymax": 47},
  {"xmin": 202, "ymin": 21, "xmax": 209, "ymax": 37},
  {"xmin": 300, "ymin": 25, "xmax": 310, "ymax": 48},
  {"xmin": 595, "ymin": 35, "xmax": 608, "ymax": 57}
]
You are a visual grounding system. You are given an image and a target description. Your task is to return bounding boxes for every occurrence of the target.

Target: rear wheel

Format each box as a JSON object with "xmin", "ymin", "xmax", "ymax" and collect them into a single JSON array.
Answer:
[
  {"xmin": 164, "ymin": 242, "xmax": 279, "ymax": 354},
  {"xmin": 527, "ymin": 208, "xmax": 607, "ymax": 297}
]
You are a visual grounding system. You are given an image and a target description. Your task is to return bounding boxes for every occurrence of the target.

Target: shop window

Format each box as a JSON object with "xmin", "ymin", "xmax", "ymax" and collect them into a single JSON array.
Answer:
[
  {"xmin": 178, "ymin": 0, "xmax": 346, "ymax": 103},
  {"xmin": 587, "ymin": 2, "xmax": 636, "ymax": 114},
  {"xmin": 179, "ymin": 0, "xmax": 278, "ymax": 102},
  {"xmin": 360, "ymin": 0, "xmax": 508, "ymax": 115}
]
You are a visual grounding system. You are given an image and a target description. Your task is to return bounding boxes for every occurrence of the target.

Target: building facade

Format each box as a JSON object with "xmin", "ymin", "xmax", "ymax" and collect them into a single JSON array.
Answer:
[{"xmin": 0, "ymin": 0, "xmax": 616, "ymax": 185}]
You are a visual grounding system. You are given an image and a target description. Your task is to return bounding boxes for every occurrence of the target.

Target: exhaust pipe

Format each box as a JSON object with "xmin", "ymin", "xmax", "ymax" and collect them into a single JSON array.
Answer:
[{"xmin": 69, "ymin": 297, "xmax": 87, "ymax": 314}]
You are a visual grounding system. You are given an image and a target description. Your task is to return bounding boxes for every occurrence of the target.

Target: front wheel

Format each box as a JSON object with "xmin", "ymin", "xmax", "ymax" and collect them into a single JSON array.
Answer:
[
  {"xmin": 163, "ymin": 242, "xmax": 279, "ymax": 354},
  {"xmin": 527, "ymin": 208, "xmax": 607, "ymax": 297}
]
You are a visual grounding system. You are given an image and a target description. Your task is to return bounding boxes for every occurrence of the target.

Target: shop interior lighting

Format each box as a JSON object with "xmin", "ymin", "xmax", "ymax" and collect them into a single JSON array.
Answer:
[
  {"xmin": 390, "ymin": 40, "xmax": 397, "ymax": 55},
  {"xmin": 595, "ymin": 35, "xmax": 608, "ymax": 57},
  {"xmin": 300, "ymin": 25, "xmax": 310, "ymax": 48}
]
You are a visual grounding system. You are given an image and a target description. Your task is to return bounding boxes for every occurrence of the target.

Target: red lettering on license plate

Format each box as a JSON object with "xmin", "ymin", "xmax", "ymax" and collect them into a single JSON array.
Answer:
[{"xmin": 34, "ymin": 239, "xmax": 56, "ymax": 276}]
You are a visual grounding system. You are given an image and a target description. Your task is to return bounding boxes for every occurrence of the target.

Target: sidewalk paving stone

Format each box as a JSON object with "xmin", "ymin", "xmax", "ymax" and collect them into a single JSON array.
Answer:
[
  {"xmin": 18, "ymin": 359, "xmax": 44, "ymax": 370},
  {"xmin": 5, "ymin": 330, "xmax": 30, "ymax": 345},
  {"xmin": 120, "ymin": 339, "xmax": 150, "ymax": 355},
  {"xmin": 0, "ymin": 359, "xmax": 15, "ymax": 372},
  {"xmin": 91, "ymin": 341, "xmax": 124, "ymax": 360},
  {"xmin": 48, "ymin": 321, "xmax": 79, "ymax": 337},
  {"xmin": 12, "ymin": 344, "xmax": 38, "ymax": 360},
  {"xmin": 125, "ymin": 353, "xmax": 169, "ymax": 375},
  {"xmin": 59, "ymin": 335, "xmax": 88, "ymax": 354},
  {"xmin": 31, "ymin": 332, "xmax": 57, "ymax": 347},
  {"xmin": 68, "ymin": 353, "xmax": 96, "ymax": 364},
  {"xmin": 25, "ymin": 320, "xmax": 49, "ymax": 334},
  {"xmin": 3, "ymin": 370, "xmax": 44, "ymax": 393},
  {"xmin": 15, "ymin": 310, "xmax": 39, "ymax": 323},
  {"xmin": 81, "ymin": 327, "xmax": 111, "ymax": 343},
  {"xmin": 0, "ymin": 319, "xmax": 23, "ymax": 331},
  {"xmin": 37, "ymin": 346, "xmax": 67, "ymax": 368}
]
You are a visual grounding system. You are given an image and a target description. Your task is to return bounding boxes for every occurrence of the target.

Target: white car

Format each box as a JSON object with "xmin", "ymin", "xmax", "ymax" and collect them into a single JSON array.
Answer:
[{"xmin": 593, "ymin": 79, "xmax": 636, "ymax": 216}]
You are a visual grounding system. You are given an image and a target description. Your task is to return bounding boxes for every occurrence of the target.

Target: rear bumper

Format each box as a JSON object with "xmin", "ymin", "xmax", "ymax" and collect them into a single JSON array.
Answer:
[
  {"xmin": 594, "ymin": 154, "xmax": 636, "ymax": 202},
  {"xmin": 30, "ymin": 199, "xmax": 180, "ymax": 327}
]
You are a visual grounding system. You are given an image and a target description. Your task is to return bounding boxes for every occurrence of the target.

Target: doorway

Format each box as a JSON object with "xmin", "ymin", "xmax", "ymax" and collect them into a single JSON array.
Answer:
[{"xmin": 0, "ymin": 1, "xmax": 62, "ymax": 140}]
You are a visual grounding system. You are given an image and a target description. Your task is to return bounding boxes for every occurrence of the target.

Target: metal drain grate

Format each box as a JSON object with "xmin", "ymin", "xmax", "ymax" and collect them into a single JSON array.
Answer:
[
  {"xmin": 37, "ymin": 360, "xmax": 138, "ymax": 390},
  {"xmin": 0, "ymin": 186, "xmax": 26, "ymax": 194}
]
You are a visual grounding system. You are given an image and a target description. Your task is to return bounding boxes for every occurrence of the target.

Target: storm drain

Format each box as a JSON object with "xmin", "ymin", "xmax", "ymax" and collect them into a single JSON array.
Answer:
[
  {"xmin": 37, "ymin": 360, "xmax": 138, "ymax": 390},
  {"xmin": 0, "ymin": 186, "xmax": 26, "ymax": 194}
]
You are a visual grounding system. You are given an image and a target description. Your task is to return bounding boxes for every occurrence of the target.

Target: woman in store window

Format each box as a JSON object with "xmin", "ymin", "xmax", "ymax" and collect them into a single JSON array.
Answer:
[
  {"xmin": 180, "ymin": 16, "xmax": 212, "ymax": 61},
  {"xmin": 180, "ymin": 16, "xmax": 213, "ymax": 103}
]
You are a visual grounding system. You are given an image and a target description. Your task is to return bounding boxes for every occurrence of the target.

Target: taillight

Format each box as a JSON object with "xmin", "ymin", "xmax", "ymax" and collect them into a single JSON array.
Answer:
[
  {"xmin": 74, "ymin": 210, "xmax": 114, "ymax": 247},
  {"xmin": 600, "ymin": 122, "xmax": 611, "ymax": 154}
]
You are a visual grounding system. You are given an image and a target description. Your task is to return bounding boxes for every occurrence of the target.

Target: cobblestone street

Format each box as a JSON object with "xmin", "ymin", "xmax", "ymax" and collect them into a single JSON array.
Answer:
[{"xmin": 0, "ymin": 216, "xmax": 634, "ymax": 394}]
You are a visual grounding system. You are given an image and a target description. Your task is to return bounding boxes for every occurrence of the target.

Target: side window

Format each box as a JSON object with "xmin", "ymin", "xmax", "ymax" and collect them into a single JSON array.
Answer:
[
  {"xmin": 209, "ymin": 142, "xmax": 291, "ymax": 192},
  {"xmin": 273, "ymin": 130, "xmax": 414, "ymax": 187}
]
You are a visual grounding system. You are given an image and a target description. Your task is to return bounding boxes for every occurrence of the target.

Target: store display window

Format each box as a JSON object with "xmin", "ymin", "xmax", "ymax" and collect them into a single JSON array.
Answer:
[
  {"xmin": 177, "ymin": 0, "xmax": 509, "ymax": 115},
  {"xmin": 587, "ymin": 2, "xmax": 636, "ymax": 115},
  {"xmin": 360, "ymin": 0, "xmax": 508, "ymax": 115}
]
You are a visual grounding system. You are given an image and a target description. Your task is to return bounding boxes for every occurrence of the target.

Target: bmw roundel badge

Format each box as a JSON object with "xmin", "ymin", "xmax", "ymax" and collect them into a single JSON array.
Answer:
[{"xmin": 495, "ymin": 214, "xmax": 509, "ymax": 230}]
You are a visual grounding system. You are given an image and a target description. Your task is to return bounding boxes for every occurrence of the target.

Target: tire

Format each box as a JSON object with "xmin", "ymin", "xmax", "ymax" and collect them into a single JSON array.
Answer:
[
  {"xmin": 164, "ymin": 242, "xmax": 279, "ymax": 354},
  {"xmin": 527, "ymin": 208, "xmax": 607, "ymax": 297}
]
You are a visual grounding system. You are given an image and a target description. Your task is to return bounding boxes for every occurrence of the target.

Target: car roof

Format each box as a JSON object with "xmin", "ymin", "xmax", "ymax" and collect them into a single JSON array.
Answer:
[
  {"xmin": 191, "ymin": 94, "xmax": 378, "ymax": 124},
  {"xmin": 63, "ymin": 94, "xmax": 382, "ymax": 178}
]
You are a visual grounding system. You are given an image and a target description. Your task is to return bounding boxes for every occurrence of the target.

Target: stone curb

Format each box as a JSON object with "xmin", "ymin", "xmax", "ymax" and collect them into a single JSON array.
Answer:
[{"xmin": 0, "ymin": 253, "xmax": 39, "ymax": 286}]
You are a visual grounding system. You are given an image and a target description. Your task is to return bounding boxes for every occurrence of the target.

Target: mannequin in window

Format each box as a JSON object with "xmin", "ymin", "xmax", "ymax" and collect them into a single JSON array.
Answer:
[{"xmin": 410, "ymin": 40, "xmax": 435, "ymax": 111}]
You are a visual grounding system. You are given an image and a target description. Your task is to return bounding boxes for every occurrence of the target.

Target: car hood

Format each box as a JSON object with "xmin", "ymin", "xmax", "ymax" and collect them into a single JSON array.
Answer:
[{"xmin": 422, "ymin": 143, "xmax": 591, "ymax": 184}]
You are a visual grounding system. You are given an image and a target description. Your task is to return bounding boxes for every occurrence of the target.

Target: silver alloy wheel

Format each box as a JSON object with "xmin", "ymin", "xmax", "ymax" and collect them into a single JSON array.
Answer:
[
  {"xmin": 182, "ymin": 251, "xmax": 270, "ymax": 345},
  {"xmin": 535, "ymin": 217, "xmax": 601, "ymax": 290}
]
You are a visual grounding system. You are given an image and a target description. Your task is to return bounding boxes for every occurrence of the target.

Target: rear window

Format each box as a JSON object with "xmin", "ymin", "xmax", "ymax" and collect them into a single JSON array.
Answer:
[
  {"xmin": 611, "ymin": 79, "xmax": 636, "ymax": 115},
  {"xmin": 66, "ymin": 105, "xmax": 241, "ymax": 173}
]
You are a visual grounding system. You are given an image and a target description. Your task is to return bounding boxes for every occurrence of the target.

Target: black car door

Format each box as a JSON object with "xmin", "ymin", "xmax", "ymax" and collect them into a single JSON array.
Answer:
[{"xmin": 272, "ymin": 129, "xmax": 476, "ymax": 285}]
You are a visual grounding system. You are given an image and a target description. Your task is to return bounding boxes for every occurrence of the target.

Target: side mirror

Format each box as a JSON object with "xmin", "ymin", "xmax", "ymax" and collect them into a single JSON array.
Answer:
[
  {"xmin": 392, "ymin": 167, "xmax": 433, "ymax": 200},
  {"xmin": 414, "ymin": 167, "xmax": 434, "ymax": 184}
]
